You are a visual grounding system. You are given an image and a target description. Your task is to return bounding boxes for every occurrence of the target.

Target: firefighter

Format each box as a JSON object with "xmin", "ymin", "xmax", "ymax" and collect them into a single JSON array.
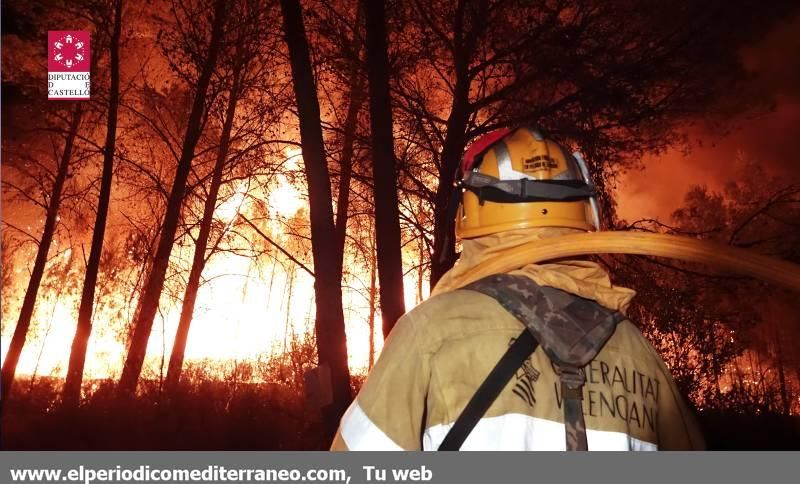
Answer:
[{"xmin": 331, "ymin": 127, "xmax": 705, "ymax": 451}]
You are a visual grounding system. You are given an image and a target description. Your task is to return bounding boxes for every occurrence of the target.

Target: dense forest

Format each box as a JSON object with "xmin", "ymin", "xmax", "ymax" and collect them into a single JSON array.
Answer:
[{"xmin": 1, "ymin": 0, "xmax": 799, "ymax": 449}]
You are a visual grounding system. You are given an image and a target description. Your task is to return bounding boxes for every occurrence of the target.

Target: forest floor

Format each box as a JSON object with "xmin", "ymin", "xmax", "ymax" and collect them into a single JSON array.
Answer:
[{"xmin": 1, "ymin": 377, "xmax": 798, "ymax": 450}]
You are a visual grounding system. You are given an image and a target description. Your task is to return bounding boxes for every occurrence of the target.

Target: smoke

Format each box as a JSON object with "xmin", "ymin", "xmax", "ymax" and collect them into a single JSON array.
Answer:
[{"xmin": 617, "ymin": 14, "xmax": 800, "ymax": 222}]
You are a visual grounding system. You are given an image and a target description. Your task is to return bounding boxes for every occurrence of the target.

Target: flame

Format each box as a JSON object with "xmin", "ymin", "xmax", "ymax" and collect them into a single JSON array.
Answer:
[
  {"xmin": 214, "ymin": 182, "xmax": 248, "ymax": 223},
  {"xmin": 283, "ymin": 147, "xmax": 302, "ymax": 169},
  {"xmin": 0, "ymin": 142, "xmax": 430, "ymax": 384},
  {"xmin": 0, "ymin": 291, "xmax": 126, "ymax": 380},
  {"xmin": 269, "ymin": 177, "xmax": 303, "ymax": 219}
]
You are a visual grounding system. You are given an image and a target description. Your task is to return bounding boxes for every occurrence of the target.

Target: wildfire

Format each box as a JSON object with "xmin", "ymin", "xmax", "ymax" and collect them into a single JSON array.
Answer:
[
  {"xmin": 214, "ymin": 182, "xmax": 248, "ymax": 223},
  {"xmin": 269, "ymin": 178, "xmax": 304, "ymax": 219},
  {"xmin": 1, "ymin": 144, "xmax": 428, "ymax": 382},
  {"xmin": 269, "ymin": 148, "xmax": 305, "ymax": 219}
]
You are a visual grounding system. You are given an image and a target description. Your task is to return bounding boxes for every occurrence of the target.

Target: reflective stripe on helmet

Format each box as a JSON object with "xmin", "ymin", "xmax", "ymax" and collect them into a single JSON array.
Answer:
[{"xmin": 495, "ymin": 140, "xmax": 536, "ymax": 181}]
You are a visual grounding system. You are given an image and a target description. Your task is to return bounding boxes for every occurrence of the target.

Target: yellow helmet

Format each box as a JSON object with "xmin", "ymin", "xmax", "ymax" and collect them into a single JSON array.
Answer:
[{"xmin": 455, "ymin": 126, "xmax": 600, "ymax": 239}]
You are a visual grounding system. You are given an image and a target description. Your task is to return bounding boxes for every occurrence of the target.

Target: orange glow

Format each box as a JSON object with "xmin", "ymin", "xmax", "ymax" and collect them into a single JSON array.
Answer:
[
  {"xmin": 214, "ymin": 182, "xmax": 248, "ymax": 223},
  {"xmin": 0, "ymin": 145, "xmax": 429, "ymax": 380},
  {"xmin": 269, "ymin": 178, "xmax": 304, "ymax": 219}
]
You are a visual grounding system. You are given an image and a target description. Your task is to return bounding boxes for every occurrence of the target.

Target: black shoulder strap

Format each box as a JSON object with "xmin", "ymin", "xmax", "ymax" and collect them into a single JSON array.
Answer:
[{"xmin": 438, "ymin": 329, "xmax": 538, "ymax": 450}]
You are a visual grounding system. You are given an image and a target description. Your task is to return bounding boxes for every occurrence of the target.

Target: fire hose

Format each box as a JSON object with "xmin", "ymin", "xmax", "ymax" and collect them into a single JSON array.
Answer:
[{"xmin": 450, "ymin": 231, "xmax": 800, "ymax": 292}]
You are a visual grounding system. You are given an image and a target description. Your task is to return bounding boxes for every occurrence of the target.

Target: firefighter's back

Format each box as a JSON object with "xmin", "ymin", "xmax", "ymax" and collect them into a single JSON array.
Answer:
[{"xmin": 332, "ymin": 287, "xmax": 705, "ymax": 451}]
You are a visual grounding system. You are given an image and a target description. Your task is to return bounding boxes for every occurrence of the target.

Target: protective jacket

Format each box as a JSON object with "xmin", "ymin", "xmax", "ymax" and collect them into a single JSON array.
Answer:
[{"xmin": 331, "ymin": 228, "xmax": 705, "ymax": 451}]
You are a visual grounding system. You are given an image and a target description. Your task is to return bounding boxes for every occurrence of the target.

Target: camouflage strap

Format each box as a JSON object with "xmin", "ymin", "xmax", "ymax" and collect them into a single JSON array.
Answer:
[
  {"xmin": 460, "ymin": 274, "xmax": 625, "ymax": 451},
  {"xmin": 557, "ymin": 365, "xmax": 589, "ymax": 451}
]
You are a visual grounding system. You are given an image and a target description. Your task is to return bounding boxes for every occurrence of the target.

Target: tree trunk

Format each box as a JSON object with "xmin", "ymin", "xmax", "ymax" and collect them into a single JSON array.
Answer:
[
  {"xmin": 333, "ymin": 8, "xmax": 364, "ymax": 262},
  {"xmin": 333, "ymin": 74, "xmax": 364, "ymax": 264},
  {"xmin": 773, "ymin": 328, "xmax": 789, "ymax": 415},
  {"xmin": 430, "ymin": 75, "xmax": 471, "ymax": 288},
  {"xmin": 279, "ymin": 0, "xmax": 352, "ymax": 440},
  {"xmin": 164, "ymin": 71, "xmax": 242, "ymax": 393},
  {"xmin": 117, "ymin": 0, "xmax": 229, "ymax": 398},
  {"xmin": 363, "ymin": 0, "xmax": 405, "ymax": 338},
  {"xmin": 417, "ymin": 236, "xmax": 424, "ymax": 304},
  {"xmin": 711, "ymin": 327, "xmax": 723, "ymax": 404},
  {"xmin": 367, "ymin": 240, "xmax": 377, "ymax": 370},
  {"xmin": 796, "ymin": 367, "xmax": 800, "ymax": 413},
  {"xmin": 63, "ymin": 0, "xmax": 123, "ymax": 408},
  {"xmin": 1, "ymin": 103, "xmax": 83, "ymax": 407},
  {"xmin": 336, "ymin": 88, "xmax": 364, "ymax": 254},
  {"xmin": 281, "ymin": 266, "xmax": 295, "ymax": 375}
]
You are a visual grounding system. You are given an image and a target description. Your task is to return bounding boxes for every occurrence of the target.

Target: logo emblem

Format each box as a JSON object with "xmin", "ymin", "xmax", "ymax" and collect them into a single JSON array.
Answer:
[
  {"xmin": 509, "ymin": 337, "xmax": 540, "ymax": 407},
  {"xmin": 523, "ymin": 155, "xmax": 558, "ymax": 173},
  {"xmin": 48, "ymin": 31, "xmax": 91, "ymax": 100},
  {"xmin": 51, "ymin": 33, "xmax": 87, "ymax": 69}
]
